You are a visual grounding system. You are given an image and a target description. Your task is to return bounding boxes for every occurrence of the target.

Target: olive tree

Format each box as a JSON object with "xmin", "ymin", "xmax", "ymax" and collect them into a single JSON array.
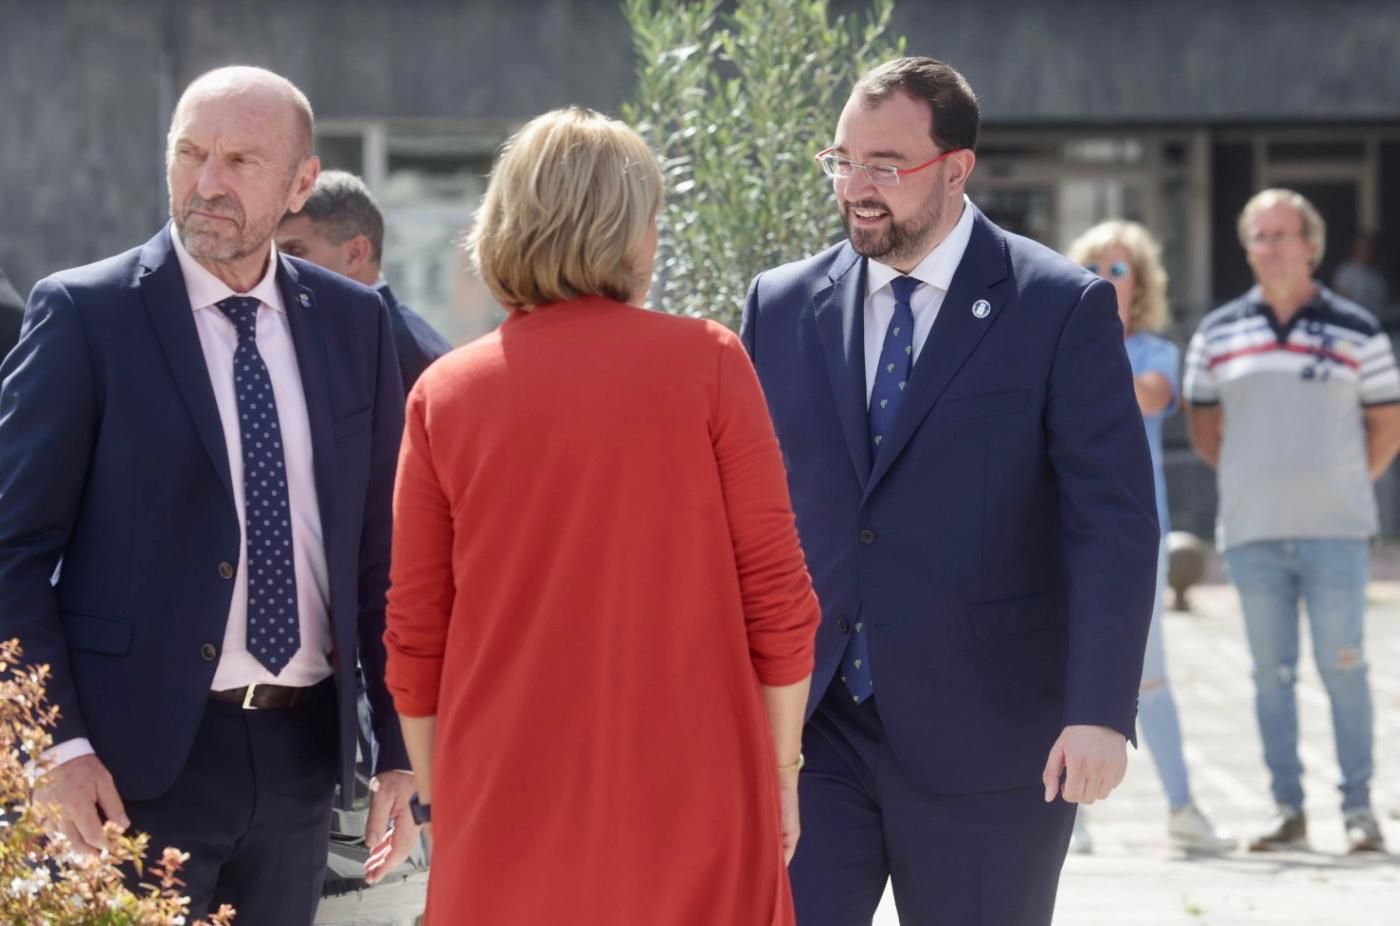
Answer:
[{"xmin": 622, "ymin": 0, "xmax": 904, "ymax": 330}]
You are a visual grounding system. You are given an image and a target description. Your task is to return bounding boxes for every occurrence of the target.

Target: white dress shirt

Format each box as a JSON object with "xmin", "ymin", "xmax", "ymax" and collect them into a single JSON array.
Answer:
[
  {"xmin": 47, "ymin": 231, "xmax": 332, "ymax": 768},
  {"xmin": 863, "ymin": 195, "xmax": 976, "ymax": 404}
]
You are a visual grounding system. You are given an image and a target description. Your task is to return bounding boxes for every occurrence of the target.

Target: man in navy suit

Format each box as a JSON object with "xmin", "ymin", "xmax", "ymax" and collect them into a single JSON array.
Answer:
[
  {"xmin": 0, "ymin": 66, "xmax": 418, "ymax": 924},
  {"xmin": 741, "ymin": 57, "xmax": 1159, "ymax": 925},
  {"xmin": 276, "ymin": 169, "xmax": 452, "ymax": 395}
]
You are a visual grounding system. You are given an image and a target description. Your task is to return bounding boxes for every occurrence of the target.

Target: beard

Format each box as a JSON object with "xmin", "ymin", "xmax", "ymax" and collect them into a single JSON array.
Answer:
[
  {"xmin": 840, "ymin": 170, "xmax": 945, "ymax": 268},
  {"xmin": 170, "ymin": 175, "xmax": 290, "ymax": 265}
]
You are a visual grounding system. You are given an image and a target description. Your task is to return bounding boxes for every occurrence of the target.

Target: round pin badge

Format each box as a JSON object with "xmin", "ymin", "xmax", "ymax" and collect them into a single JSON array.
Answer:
[{"xmin": 971, "ymin": 299, "xmax": 991, "ymax": 319}]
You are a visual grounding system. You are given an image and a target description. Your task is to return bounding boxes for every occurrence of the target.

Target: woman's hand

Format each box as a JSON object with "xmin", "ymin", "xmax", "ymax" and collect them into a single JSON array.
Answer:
[{"xmin": 778, "ymin": 765, "xmax": 801, "ymax": 865}]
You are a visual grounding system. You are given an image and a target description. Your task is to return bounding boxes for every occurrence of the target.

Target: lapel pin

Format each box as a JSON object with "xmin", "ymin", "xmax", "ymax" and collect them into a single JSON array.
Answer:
[
  {"xmin": 298, "ymin": 293, "xmax": 311, "ymax": 307},
  {"xmin": 971, "ymin": 299, "xmax": 991, "ymax": 319}
]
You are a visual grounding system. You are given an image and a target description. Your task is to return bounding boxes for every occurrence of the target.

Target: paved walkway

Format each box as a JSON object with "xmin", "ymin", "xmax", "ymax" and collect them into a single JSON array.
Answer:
[{"xmin": 319, "ymin": 579, "xmax": 1400, "ymax": 925}]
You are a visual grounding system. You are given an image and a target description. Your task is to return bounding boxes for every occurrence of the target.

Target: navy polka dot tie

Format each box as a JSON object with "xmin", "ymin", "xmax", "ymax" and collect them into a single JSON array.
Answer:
[
  {"xmin": 843, "ymin": 275, "xmax": 920, "ymax": 703},
  {"xmin": 217, "ymin": 296, "xmax": 300, "ymax": 675}
]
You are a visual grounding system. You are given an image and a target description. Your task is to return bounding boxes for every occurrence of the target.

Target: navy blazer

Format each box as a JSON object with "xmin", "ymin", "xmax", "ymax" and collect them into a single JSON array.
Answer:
[
  {"xmin": 741, "ymin": 208, "xmax": 1159, "ymax": 795},
  {"xmin": 377, "ymin": 282, "xmax": 452, "ymax": 392},
  {"xmin": 0, "ymin": 226, "xmax": 407, "ymax": 808}
]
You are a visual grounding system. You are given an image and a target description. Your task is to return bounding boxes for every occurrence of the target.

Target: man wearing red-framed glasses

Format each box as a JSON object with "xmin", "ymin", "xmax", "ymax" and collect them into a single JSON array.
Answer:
[{"xmin": 740, "ymin": 56, "xmax": 1158, "ymax": 926}]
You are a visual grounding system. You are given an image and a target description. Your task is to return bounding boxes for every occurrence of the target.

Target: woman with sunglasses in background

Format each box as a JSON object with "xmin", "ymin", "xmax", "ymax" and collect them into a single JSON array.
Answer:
[{"xmin": 1065, "ymin": 221, "xmax": 1236, "ymax": 855}]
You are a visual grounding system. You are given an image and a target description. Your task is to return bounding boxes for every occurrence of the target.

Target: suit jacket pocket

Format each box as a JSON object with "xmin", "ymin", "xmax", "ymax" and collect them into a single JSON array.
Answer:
[
  {"xmin": 333, "ymin": 408, "xmax": 372, "ymax": 441},
  {"xmin": 971, "ymin": 588, "xmax": 1066, "ymax": 639},
  {"xmin": 938, "ymin": 389, "xmax": 1027, "ymax": 421},
  {"xmin": 61, "ymin": 612, "xmax": 133, "ymax": 655}
]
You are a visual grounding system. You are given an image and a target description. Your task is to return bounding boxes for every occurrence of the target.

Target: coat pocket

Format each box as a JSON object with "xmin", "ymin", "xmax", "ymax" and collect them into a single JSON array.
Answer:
[
  {"xmin": 332, "ymin": 408, "xmax": 372, "ymax": 441},
  {"xmin": 61, "ymin": 612, "xmax": 133, "ymax": 655},
  {"xmin": 938, "ymin": 389, "xmax": 1027, "ymax": 421},
  {"xmin": 970, "ymin": 588, "xmax": 1066, "ymax": 640}
]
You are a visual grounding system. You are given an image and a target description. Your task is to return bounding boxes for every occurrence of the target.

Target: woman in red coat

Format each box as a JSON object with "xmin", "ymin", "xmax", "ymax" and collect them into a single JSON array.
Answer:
[{"xmin": 379, "ymin": 107, "xmax": 820, "ymax": 925}]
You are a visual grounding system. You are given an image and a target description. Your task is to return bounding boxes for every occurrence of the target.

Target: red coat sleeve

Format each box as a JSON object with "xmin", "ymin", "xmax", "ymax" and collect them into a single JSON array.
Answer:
[
  {"xmin": 383, "ymin": 383, "xmax": 457, "ymax": 717},
  {"xmin": 711, "ymin": 330, "xmax": 820, "ymax": 686}
]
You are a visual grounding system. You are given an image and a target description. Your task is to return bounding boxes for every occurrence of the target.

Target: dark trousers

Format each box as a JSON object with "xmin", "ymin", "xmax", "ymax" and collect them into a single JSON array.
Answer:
[
  {"xmin": 790, "ymin": 682, "xmax": 1076, "ymax": 926},
  {"xmin": 123, "ymin": 680, "xmax": 339, "ymax": 926}
]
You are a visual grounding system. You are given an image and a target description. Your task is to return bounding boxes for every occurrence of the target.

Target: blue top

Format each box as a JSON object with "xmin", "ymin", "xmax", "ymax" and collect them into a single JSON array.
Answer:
[{"xmin": 1125, "ymin": 331, "xmax": 1180, "ymax": 534}]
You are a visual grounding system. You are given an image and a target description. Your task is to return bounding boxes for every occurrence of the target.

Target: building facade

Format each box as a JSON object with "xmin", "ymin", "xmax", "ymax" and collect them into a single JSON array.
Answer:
[{"xmin": 5, "ymin": 0, "xmax": 1400, "ymax": 536}]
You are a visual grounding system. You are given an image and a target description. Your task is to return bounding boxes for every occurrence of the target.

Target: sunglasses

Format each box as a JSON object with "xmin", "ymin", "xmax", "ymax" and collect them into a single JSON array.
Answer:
[{"xmin": 1084, "ymin": 260, "xmax": 1131, "ymax": 280}]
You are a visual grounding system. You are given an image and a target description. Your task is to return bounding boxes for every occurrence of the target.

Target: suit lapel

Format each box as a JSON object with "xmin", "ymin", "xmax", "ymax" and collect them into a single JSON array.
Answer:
[
  {"xmin": 864, "ymin": 211, "xmax": 1012, "ymax": 500},
  {"xmin": 138, "ymin": 227, "xmax": 235, "ymax": 510},
  {"xmin": 812, "ymin": 245, "xmax": 872, "ymax": 485},
  {"xmin": 278, "ymin": 258, "xmax": 338, "ymax": 554}
]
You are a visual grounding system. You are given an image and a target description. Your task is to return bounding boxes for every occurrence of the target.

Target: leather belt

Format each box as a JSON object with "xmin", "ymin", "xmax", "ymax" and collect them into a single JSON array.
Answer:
[{"xmin": 209, "ymin": 683, "xmax": 306, "ymax": 710}]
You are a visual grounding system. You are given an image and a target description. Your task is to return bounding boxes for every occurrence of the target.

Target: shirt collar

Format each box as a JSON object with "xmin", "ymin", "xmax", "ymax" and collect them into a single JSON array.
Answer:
[
  {"xmin": 171, "ymin": 225, "xmax": 286, "ymax": 315},
  {"xmin": 866, "ymin": 194, "xmax": 976, "ymax": 300},
  {"xmin": 1245, "ymin": 281, "xmax": 1331, "ymax": 319}
]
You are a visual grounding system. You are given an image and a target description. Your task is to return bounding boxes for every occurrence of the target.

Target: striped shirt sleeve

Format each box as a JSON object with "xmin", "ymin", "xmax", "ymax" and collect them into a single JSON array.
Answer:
[
  {"xmin": 1182, "ymin": 328, "xmax": 1218, "ymax": 406},
  {"xmin": 1358, "ymin": 331, "xmax": 1400, "ymax": 405}
]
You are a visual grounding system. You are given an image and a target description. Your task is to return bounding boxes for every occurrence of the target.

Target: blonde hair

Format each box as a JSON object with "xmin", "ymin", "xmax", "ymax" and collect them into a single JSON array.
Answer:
[
  {"xmin": 1066, "ymin": 220, "xmax": 1170, "ymax": 334},
  {"xmin": 1237, "ymin": 188, "xmax": 1326, "ymax": 269},
  {"xmin": 467, "ymin": 107, "xmax": 663, "ymax": 310}
]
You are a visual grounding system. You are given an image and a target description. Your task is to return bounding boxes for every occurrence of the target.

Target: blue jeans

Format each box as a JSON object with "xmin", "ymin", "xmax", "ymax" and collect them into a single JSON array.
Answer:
[
  {"xmin": 1138, "ymin": 538, "xmax": 1192, "ymax": 811},
  {"xmin": 1224, "ymin": 539, "xmax": 1374, "ymax": 811}
]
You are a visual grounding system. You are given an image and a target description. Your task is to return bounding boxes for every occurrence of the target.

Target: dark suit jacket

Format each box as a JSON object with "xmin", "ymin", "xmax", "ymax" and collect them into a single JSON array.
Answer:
[
  {"xmin": 740, "ymin": 208, "xmax": 1159, "ymax": 795},
  {"xmin": 0, "ymin": 226, "xmax": 408, "ymax": 808},
  {"xmin": 377, "ymin": 282, "xmax": 452, "ymax": 391}
]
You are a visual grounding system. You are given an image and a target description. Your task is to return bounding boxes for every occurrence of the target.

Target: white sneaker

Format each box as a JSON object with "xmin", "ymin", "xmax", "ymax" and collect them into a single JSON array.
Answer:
[
  {"xmin": 1069, "ymin": 812, "xmax": 1093, "ymax": 855},
  {"xmin": 1169, "ymin": 804, "xmax": 1236, "ymax": 853}
]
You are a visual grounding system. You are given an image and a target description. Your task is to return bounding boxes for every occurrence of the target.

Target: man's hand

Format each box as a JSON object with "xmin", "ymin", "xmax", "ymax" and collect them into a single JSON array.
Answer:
[
  {"xmin": 33, "ymin": 753, "xmax": 129, "ymax": 854},
  {"xmin": 778, "ymin": 766, "xmax": 800, "ymax": 865},
  {"xmin": 1041, "ymin": 725, "xmax": 1127, "ymax": 805},
  {"xmin": 363, "ymin": 770, "xmax": 419, "ymax": 884}
]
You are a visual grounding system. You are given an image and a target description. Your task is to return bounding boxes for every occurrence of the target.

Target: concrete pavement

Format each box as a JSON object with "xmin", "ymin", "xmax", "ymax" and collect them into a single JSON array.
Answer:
[{"xmin": 319, "ymin": 578, "xmax": 1400, "ymax": 925}]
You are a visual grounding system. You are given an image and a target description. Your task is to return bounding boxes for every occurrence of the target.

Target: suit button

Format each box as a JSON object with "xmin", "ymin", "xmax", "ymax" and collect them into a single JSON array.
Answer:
[
  {"xmin": 200, "ymin": 643, "xmax": 218, "ymax": 662},
  {"xmin": 858, "ymin": 529, "xmax": 876, "ymax": 545},
  {"xmin": 837, "ymin": 618, "xmax": 850, "ymax": 633},
  {"xmin": 218, "ymin": 562, "xmax": 235, "ymax": 579}
]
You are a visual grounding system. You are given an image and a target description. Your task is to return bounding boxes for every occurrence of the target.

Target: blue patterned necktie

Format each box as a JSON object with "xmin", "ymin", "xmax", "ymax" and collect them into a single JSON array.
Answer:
[
  {"xmin": 217, "ymin": 296, "xmax": 300, "ymax": 675},
  {"xmin": 843, "ymin": 274, "xmax": 921, "ymax": 703},
  {"xmin": 868, "ymin": 275, "xmax": 920, "ymax": 459}
]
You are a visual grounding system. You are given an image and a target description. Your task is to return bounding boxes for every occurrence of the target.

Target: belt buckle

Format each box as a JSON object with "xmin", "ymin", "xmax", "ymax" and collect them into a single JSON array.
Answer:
[{"xmin": 241, "ymin": 683, "xmax": 260, "ymax": 711}]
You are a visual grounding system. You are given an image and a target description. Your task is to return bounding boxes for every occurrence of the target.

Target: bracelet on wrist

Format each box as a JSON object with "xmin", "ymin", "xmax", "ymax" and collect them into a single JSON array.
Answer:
[{"xmin": 777, "ymin": 754, "xmax": 804, "ymax": 773}]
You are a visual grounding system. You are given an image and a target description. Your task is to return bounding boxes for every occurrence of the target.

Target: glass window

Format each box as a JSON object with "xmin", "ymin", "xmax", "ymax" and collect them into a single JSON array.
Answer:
[
  {"xmin": 974, "ymin": 187, "xmax": 1055, "ymax": 244},
  {"xmin": 1268, "ymin": 140, "xmax": 1366, "ymax": 161},
  {"xmin": 314, "ymin": 133, "xmax": 365, "ymax": 176},
  {"xmin": 1064, "ymin": 138, "xmax": 1144, "ymax": 164},
  {"xmin": 378, "ymin": 127, "xmax": 504, "ymax": 345}
]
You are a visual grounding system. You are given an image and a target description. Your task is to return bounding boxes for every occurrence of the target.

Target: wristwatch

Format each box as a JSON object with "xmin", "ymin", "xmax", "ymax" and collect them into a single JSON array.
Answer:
[{"xmin": 408, "ymin": 792, "xmax": 431, "ymax": 825}]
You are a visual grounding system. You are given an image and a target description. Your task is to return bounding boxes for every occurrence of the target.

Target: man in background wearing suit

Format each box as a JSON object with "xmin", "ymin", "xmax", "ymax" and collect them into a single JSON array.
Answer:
[
  {"xmin": 0, "ymin": 66, "xmax": 418, "ymax": 924},
  {"xmin": 276, "ymin": 170, "xmax": 452, "ymax": 394},
  {"xmin": 741, "ymin": 57, "xmax": 1159, "ymax": 926},
  {"xmin": 275, "ymin": 169, "xmax": 449, "ymax": 885}
]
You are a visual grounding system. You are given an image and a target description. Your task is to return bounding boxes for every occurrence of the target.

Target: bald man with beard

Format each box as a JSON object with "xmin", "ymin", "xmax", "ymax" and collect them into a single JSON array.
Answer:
[{"xmin": 0, "ymin": 66, "xmax": 419, "ymax": 924}]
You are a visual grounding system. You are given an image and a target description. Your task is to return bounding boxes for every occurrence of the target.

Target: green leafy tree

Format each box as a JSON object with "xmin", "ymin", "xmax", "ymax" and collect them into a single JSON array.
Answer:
[{"xmin": 622, "ymin": 0, "xmax": 904, "ymax": 330}]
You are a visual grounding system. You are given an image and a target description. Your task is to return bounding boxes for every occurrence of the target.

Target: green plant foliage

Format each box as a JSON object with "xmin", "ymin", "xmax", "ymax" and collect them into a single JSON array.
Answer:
[{"xmin": 623, "ymin": 0, "xmax": 904, "ymax": 330}]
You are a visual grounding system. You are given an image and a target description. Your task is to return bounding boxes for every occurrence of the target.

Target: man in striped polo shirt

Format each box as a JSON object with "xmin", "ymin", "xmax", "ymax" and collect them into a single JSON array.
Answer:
[{"xmin": 1184, "ymin": 188, "xmax": 1400, "ymax": 854}]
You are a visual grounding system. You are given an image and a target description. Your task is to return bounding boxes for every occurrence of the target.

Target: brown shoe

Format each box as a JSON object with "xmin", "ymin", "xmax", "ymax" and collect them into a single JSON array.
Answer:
[
  {"xmin": 1345, "ymin": 808, "xmax": 1386, "ymax": 853},
  {"xmin": 1248, "ymin": 804, "xmax": 1308, "ymax": 851}
]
